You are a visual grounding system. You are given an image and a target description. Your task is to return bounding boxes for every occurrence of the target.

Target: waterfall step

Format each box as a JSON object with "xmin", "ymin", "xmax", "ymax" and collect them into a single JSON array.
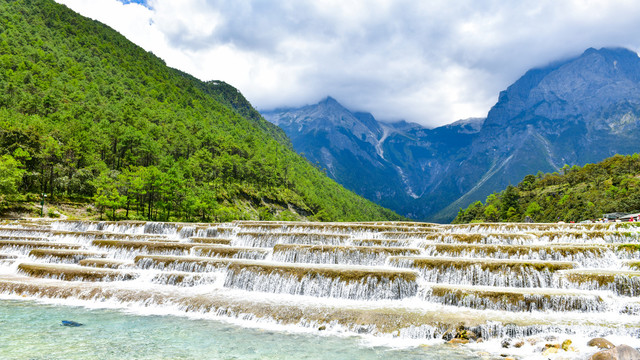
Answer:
[
  {"xmin": 229, "ymin": 221, "xmax": 438, "ymax": 234},
  {"xmin": 189, "ymin": 237, "xmax": 232, "ymax": 245},
  {"xmin": 628, "ymin": 261, "xmax": 640, "ymax": 270},
  {"xmin": 559, "ymin": 269, "xmax": 640, "ymax": 296},
  {"xmin": 350, "ymin": 239, "xmax": 409, "ymax": 247},
  {"xmin": 0, "ymin": 235, "xmax": 51, "ymax": 241},
  {"xmin": 17, "ymin": 261, "xmax": 215, "ymax": 286},
  {"xmin": 223, "ymin": 261, "xmax": 419, "ymax": 300},
  {"xmin": 0, "ymin": 275, "xmax": 638, "ymax": 340},
  {"xmin": 527, "ymin": 230, "xmax": 640, "ymax": 243},
  {"xmin": 378, "ymin": 231, "xmax": 437, "ymax": 239},
  {"xmin": 0, "ymin": 240, "xmax": 83, "ymax": 250},
  {"xmin": 17, "ymin": 262, "xmax": 137, "ymax": 281},
  {"xmin": 192, "ymin": 245, "xmax": 269, "ymax": 259},
  {"xmin": 0, "ymin": 227, "xmax": 53, "ymax": 236},
  {"xmin": 272, "ymin": 244, "xmax": 420, "ymax": 265},
  {"xmin": 619, "ymin": 244, "xmax": 640, "ymax": 255},
  {"xmin": 135, "ymin": 255, "xmax": 231, "ymax": 271},
  {"xmin": 421, "ymin": 243, "xmax": 619, "ymax": 263},
  {"xmin": 447, "ymin": 223, "xmax": 615, "ymax": 232},
  {"xmin": 148, "ymin": 270, "xmax": 219, "ymax": 286},
  {"xmin": 80, "ymin": 231, "xmax": 171, "ymax": 240},
  {"xmin": 92, "ymin": 240, "xmax": 220, "ymax": 254},
  {"xmin": 29, "ymin": 249, "xmax": 107, "ymax": 263},
  {"xmin": 390, "ymin": 256, "xmax": 577, "ymax": 271},
  {"xmin": 235, "ymin": 231, "xmax": 352, "ymax": 247},
  {"xmin": 136, "ymin": 255, "xmax": 418, "ymax": 300},
  {"xmin": 78, "ymin": 258, "xmax": 133, "ymax": 269},
  {"xmin": 427, "ymin": 284, "xmax": 608, "ymax": 312},
  {"xmin": 0, "ymin": 253, "xmax": 17, "ymax": 265},
  {"xmin": 422, "ymin": 233, "xmax": 536, "ymax": 245},
  {"xmin": 389, "ymin": 256, "xmax": 577, "ymax": 287}
]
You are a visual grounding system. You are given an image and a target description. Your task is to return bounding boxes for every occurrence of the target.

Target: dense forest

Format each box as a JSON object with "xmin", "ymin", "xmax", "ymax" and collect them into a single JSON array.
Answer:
[
  {"xmin": 453, "ymin": 154, "xmax": 640, "ymax": 223},
  {"xmin": 0, "ymin": 0, "xmax": 402, "ymax": 222}
]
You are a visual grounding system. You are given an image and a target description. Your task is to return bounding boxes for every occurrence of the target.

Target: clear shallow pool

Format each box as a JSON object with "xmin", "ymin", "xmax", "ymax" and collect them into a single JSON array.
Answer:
[{"xmin": 0, "ymin": 299, "xmax": 481, "ymax": 360}]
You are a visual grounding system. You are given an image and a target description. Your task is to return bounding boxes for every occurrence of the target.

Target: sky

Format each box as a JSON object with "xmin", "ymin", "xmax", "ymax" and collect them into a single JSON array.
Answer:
[{"xmin": 55, "ymin": 0, "xmax": 640, "ymax": 128}]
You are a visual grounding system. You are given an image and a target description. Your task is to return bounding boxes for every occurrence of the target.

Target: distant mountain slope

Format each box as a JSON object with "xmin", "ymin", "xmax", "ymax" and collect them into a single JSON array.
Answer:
[
  {"xmin": 0, "ymin": 0, "xmax": 402, "ymax": 222},
  {"xmin": 263, "ymin": 99, "xmax": 483, "ymax": 218},
  {"xmin": 453, "ymin": 153, "xmax": 640, "ymax": 223},
  {"xmin": 264, "ymin": 48, "xmax": 640, "ymax": 222},
  {"xmin": 263, "ymin": 97, "xmax": 407, "ymax": 212}
]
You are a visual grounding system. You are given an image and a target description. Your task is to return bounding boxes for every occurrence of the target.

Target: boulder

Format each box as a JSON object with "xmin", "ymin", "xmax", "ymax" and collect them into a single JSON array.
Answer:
[
  {"xmin": 588, "ymin": 338, "xmax": 615, "ymax": 350},
  {"xmin": 441, "ymin": 329, "xmax": 456, "ymax": 341},
  {"xmin": 589, "ymin": 345, "xmax": 640, "ymax": 360},
  {"xmin": 458, "ymin": 329, "xmax": 478, "ymax": 341}
]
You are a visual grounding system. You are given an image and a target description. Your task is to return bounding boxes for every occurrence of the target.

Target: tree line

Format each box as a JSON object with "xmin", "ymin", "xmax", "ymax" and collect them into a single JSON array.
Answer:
[{"xmin": 453, "ymin": 154, "xmax": 640, "ymax": 223}]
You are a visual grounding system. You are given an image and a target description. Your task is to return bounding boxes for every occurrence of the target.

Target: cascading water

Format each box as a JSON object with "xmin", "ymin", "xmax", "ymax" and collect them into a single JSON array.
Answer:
[{"xmin": 1, "ymin": 219, "xmax": 639, "ymax": 359}]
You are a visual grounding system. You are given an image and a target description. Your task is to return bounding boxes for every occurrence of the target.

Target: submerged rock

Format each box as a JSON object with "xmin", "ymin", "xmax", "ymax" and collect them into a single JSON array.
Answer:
[{"xmin": 61, "ymin": 320, "xmax": 83, "ymax": 327}]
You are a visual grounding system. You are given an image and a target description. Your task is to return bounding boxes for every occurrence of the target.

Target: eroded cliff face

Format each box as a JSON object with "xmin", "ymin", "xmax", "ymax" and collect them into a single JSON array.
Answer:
[{"xmin": 264, "ymin": 48, "xmax": 640, "ymax": 222}]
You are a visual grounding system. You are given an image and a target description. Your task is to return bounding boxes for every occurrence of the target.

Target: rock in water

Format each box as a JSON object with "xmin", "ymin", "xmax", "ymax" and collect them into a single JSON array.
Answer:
[
  {"xmin": 447, "ymin": 338, "xmax": 469, "ymax": 345},
  {"xmin": 61, "ymin": 320, "xmax": 83, "ymax": 327},
  {"xmin": 588, "ymin": 338, "xmax": 616, "ymax": 349},
  {"xmin": 589, "ymin": 344, "xmax": 640, "ymax": 360}
]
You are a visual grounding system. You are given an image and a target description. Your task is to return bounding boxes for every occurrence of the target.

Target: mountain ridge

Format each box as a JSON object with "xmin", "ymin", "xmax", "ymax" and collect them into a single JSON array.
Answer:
[{"xmin": 263, "ymin": 47, "xmax": 640, "ymax": 222}]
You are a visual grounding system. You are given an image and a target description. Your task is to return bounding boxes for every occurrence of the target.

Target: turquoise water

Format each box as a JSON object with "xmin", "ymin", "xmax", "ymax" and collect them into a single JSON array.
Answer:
[{"xmin": 0, "ymin": 299, "xmax": 480, "ymax": 360}]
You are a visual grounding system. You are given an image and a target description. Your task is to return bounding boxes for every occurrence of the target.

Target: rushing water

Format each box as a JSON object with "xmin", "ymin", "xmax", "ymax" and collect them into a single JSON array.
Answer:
[
  {"xmin": 0, "ymin": 299, "xmax": 480, "ymax": 360},
  {"xmin": 1, "ymin": 219, "xmax": 640, "ymax": 359}
]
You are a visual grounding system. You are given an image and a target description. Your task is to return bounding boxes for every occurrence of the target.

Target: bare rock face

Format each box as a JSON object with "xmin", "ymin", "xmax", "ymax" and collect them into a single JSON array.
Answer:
[
  {"xmin": 589, "ymin": 344, "xmax": 640, "ymax": 360},
  {"xmin": 588, "ymin": 338, "xmax": 616, "ymax": 350}
]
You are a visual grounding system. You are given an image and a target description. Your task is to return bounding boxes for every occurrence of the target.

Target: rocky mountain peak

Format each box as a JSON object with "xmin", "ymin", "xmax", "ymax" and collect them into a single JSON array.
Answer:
[{"xmin": 484, "ymin": 47, "xmax": 640, "ymax": 130}]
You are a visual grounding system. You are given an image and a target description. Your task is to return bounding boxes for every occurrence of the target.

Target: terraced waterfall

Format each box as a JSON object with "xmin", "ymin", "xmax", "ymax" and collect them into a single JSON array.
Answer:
[{"xmin": 1, "ymin": 220, "xmax": 640, "ymax": 358}]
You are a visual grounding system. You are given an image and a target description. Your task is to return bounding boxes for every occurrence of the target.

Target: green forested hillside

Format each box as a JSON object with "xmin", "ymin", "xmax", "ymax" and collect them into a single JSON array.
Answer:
[
  {"xmin": 0, "ymin": 0, "xmax": 402, "ymax": 222},
  {"xmin": 453, "ymin": 154, "xmax": 640, "ymax": 223}
]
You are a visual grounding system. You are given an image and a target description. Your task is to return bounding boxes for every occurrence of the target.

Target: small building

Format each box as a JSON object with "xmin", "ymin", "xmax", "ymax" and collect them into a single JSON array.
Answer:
[
  {"xmin": 618, "ymin": 212, "xmax": 640, "ymax": 222},
  {"xmin": 603, "ymin": 212, "xmax": 628, "ymax": 221}
]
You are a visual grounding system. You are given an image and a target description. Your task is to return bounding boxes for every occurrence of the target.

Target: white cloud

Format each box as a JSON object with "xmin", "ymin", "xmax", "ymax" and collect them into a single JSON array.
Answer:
[{"xmin": 55, "ymin": 0, "xmax": 640, "ymax": 127}]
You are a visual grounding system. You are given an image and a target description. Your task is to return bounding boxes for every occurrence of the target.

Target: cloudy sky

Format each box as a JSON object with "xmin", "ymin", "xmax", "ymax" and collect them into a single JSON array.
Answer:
[{"xmin": 56, "ymin": 0, "xmax": 640, "ymax": 127}]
